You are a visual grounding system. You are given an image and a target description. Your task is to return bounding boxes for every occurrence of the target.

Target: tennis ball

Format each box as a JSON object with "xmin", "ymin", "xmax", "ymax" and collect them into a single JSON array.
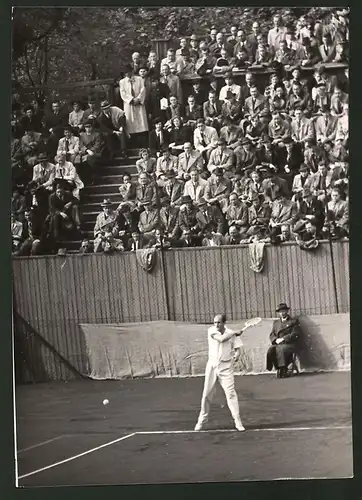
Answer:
[{"xmin": 103, "ymin": 399, "xmax": 109, "ymax": 405}]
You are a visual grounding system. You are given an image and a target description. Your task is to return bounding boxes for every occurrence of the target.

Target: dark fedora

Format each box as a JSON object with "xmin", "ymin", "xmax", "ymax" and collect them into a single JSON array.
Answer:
[
  {"xmin": 100, "ymin": 100, "xmax": 111, "ymax": 110},
  {"xmin": 299, "ymin": 163, "xmax": 309, "ymax": 172},
  {"xmin": 37, "ymin": 152, "xmax": 48, "ymax": 162},
  {"xmin": 101, "ymin": 198, "xmax": 112, "ymax": 207},
  {"xmin": 181, "ymin": 195, "xmax": 193, "ymax": 204},
  {"xmin": 214, "ymin": 167, "xmax": 224, "ymax": 176},
  {"xmin": 276, "ymin": 302, "xmax": 290, "ymax": 312},
  {"xmin": 196, "ymin": 197, "xmax": 208, "ymax": 207}
]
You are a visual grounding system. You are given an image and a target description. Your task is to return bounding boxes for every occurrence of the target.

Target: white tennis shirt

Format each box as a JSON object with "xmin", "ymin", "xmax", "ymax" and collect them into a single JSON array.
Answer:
[{"xmin": 207, "ymin": 326, "xmax": 243, "ymax": 365}]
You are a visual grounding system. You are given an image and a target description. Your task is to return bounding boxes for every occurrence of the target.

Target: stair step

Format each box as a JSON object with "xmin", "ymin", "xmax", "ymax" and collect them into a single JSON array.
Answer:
[
  {"xmin": 81, "ymin": 190, "xmax": 125, "ymax": 202},
  {"xmin": 98, "ymin": 166, "xmax": 138, "ymax": 176},
  {"xmin": 94, "ymin": 174, "xmax": 131, "ymax": 185}
]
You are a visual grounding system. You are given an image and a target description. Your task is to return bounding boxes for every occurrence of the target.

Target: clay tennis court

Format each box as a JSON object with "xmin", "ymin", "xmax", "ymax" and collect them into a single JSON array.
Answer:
[{"xmin": 16, "ymin": 371, "xmax": 352, "ymax": 486}]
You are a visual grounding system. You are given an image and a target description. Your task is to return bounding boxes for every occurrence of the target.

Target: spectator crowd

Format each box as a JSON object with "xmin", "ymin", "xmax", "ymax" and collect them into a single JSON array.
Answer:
[{"xmin": 11, "ymin": 9, "xmax": 349, "ymax": 255}]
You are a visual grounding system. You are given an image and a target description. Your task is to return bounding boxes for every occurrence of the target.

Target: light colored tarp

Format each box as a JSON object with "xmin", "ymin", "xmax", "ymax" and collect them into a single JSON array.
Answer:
[{"xmin": 80, "ymin": 314, "xmax": 350, "ymax": 380}]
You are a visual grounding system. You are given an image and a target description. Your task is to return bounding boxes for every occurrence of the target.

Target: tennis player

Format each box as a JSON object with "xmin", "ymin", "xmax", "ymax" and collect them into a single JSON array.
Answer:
[{"xmin": 194, "ymin": 314, "xmax": 245, "ymax": 432}]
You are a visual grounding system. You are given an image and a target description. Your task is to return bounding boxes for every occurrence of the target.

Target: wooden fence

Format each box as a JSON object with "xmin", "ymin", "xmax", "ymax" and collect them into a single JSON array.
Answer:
[{"xmin": 13, "ymin": 241, "xmax": 349, "ymax": 379}]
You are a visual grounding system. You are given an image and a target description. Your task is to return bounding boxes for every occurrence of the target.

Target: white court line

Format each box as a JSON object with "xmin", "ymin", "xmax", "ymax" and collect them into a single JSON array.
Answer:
[
  {"xmin": 137, "ymin": 425, "xmax": 351, "ymax": 435},
  {"xmin": 18, "ymin": 425, "xmax": 352, "ymax": 481},
  {"xmin": 18, "ymin": 435, "xmax": 68, "ymax": 454},
  {"xmin": 18, "ymin": 432, "xmax": 136, "ymax": 480}
]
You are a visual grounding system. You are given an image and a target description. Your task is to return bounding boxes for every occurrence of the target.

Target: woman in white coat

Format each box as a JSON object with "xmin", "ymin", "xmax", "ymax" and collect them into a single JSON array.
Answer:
[{"xmin": 119, "ymin": 65, "xmax": 149, "ymax": 148}]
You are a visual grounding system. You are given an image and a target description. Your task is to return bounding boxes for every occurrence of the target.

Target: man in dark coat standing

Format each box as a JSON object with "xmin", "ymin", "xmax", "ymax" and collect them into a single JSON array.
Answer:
[{"xmin": 266, "ymin": 303, "xmax": 301, "ymax": 378}]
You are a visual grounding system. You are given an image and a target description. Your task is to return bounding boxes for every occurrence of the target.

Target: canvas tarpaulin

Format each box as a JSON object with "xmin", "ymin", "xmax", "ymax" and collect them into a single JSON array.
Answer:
[{"xmin": 80, "ymin": 314, "xmax": 350, "ymax": 380}]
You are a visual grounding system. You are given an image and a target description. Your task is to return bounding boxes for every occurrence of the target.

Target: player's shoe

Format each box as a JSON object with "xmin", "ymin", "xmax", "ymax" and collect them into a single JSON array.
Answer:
[
  {"xmin": 194, "ymin": 422, "xmax": 203, "ymax": 431},
  {"xmin": 234, "ymin": 419, "xmax": 245, "ymax": 432}
]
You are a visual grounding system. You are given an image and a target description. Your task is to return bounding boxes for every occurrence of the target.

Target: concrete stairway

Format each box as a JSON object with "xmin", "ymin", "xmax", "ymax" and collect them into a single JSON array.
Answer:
[{"xmin": 64, "ymin": 150, "xmax": 140, "ymax": 251}]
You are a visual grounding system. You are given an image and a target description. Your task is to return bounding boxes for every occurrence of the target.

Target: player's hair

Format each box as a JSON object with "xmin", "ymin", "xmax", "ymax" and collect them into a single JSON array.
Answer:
[{"xmin": 215, "ymin": 313, "xmax": 227, "ymax": 323}]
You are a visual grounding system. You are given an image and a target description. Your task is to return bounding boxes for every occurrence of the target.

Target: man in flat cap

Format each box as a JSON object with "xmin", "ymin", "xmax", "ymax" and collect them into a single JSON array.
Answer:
[{"xmin": 266, "ymin": 302, "xmax": 301, "ymax": 378}]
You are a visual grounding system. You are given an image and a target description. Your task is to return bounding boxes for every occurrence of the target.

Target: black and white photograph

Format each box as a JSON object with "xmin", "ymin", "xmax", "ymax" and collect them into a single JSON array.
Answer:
[{"xmin": 11, "ymin": 6, "xmax": 351, "ymax": 487}]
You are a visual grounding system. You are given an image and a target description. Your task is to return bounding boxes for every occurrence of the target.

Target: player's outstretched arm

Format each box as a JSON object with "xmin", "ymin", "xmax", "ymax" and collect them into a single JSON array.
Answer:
[{"xmin": 210, "ymin": 330, "xmax": 236, "ymax": 343}]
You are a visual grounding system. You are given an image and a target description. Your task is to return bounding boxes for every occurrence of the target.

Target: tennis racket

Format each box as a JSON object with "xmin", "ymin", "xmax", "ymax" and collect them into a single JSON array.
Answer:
[{"xmin": 238, "ymin": 317, "xmax": 262, "ymax": 334}]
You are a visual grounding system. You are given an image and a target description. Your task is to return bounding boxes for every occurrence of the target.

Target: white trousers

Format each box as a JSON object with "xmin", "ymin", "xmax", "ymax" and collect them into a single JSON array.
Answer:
[{"xmin": 197, "ymin": 360, "xmax": 241, "ymax": 424}]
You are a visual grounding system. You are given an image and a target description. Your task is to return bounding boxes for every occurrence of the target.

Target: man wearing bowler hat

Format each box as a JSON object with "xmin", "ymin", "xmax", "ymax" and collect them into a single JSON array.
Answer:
[
  {"xmin": 267, "ymin": 303, "xmax": 301, "ymax": 378},
  {"xmin": 93, "ymin": 198, "xmax": 121, "ymax": 253},
  {"xmin": 98, "ymin": 99, "xmax": 128, "ymax": 159}
]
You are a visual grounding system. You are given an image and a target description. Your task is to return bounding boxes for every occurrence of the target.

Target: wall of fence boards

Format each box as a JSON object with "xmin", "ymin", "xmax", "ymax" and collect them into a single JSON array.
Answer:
[{"xmin": 12, "ymin": 241, "xmax": 349, "ymax": 379}]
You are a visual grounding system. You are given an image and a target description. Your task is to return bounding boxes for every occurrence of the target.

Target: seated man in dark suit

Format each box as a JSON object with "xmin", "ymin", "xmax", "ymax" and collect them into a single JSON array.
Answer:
[{"xmin": 266, "ymin": 303, "xmax": 301, "ymax": 378}]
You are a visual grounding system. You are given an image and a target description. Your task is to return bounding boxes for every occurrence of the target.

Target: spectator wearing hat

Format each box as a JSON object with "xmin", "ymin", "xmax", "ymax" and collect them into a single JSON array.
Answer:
[
  {"xmin": 183, "ymin": 169, "xmax": 208, "ymax": 202},
  {"xmin": 195, "ymin": 196, "xmax": 225, "ymax": 236},
  {"xmin": 267, "ymin": 14, "xmax": 288, "ymax": 51},
  {"xmin": 262, "ymin": 167, "xmax": 290, "ymax": 202},
  {"xmin": 177, "ymin": 195, "xmax": 199, "ymax": 235},
  {"xmin": 292, "ymin": 163, "xmax": 311, "ymax": 200},
  {"xmin": 20, "ymin": 106, "xmax": 43, "ymax": 135},
  {"xmin": 68, "ymin": 101, "xmax": 84, "ymax": 134},
  {"xmin": 136, "ymin": 149, "xmax": 157, "ymax": 178},
  {"xmin": 167, "ymin": 116, "xmax": 192, "ymax": 155},
  {"xmin": 219, "ymin": 118, "xmax": 243, "ymax": 150},
  {"xmin": 314, "ymin": 105, "xmax": 338, "ymax": 144},
  {"xmin": 323, "ymin": 187, "xmax": 348, "ymax": 238},
  {"xmin": 82, "ymin": 96, "xmax": 101, "ymax": 129},
  {"xmin": 221, "ymin": 90, "xmax": 243, "ymax": 126},
  {"xmin": 57, "ymin": 126, "xmax": 80, "ymax": 165},
  {"xmin": 225, "ymin": 192, "xmax": 248, "ymax": 236},
  {"xmin": 156, "ymin": 147, "xmax": 178, "ymax": 185},
  {"xmin": 51, "ymin": 152, "xmax": 84, "ymax": 200},
  {"xmin": 243, "ymin": 85, "xmax": 267, "ymax": 119},
  {"xmin": 160, "ymin": 63, "xmax": 182, "ymax": 104},
  {"xmin": 246, "ymin": 193, "xmax": 271, "ymax": 239},
  {"xmin": 163, "ymin": 169, "xmax": 184, "ymax": 206},
  {"xmin": 98, "ymin": 99, "xmax": 128, "ymax": 159},
  {"xmin": 93, "ymin": 198, "xmax": 121, "ymax": 253},
  {"xmin": 234, "ymin": 137, "xmax": 258, "ymax": 172},
  {"xmin": 194, "ymin": 118, "xmax": 218, "ymax": 161},
  {"xmin": 219, "ymin": 72, "xmax": 242, "ymax": 103},
  {"xmin": 204, "ymin": 167, "xmax": 231, "ymax": 213},
  {"xmin": 203, "ymin": 91, "xmax": 223, "ymax": 130},
  {"xmin": 135, "ymin": 172, "xmax": 159, "ymax": 210},
  {"xmin": 207, "ymin": 138, "xmax": 234, "ymax": 176},
  {"xmin": 79, "ymin": 120, "xmax": 104, "ymax": 185},
  {"xmin": 266, "ymin": 302, "xmax": 301, "ymax": 378},
  {"xmin": 189, "ymin": 78, "xmax": 208, "ymax": 107},
  {"xmin": 45, "ymin": 183, "xmax": 81, "ymax": 254},
  {"xmin": 148, "ymin": 119, "xmax": 170, "ymax": 157},
  {"xmin": 138, "ymin": 199, "xmax": 160, "ymax": 237},
  {"xmin": 245, "ymin": 170, "xmax": 265, "ymax": 200},
  {"xmin": 31, "ymin": 153, "xmax": 56, "ymax": 204},
  {"xmin": 118, "ymin": 172, "xmax": 137, "ymax": 203},
  {"xmin": 184, "ymin": 95, "xmax": 203, "ymax": 129},
  {"xmin": 159, "ymin": 195, "xmax": 180, "ymax": 240},
  {"xmin": 11, "ymin": 186, "xmax": 27, "ymax": 224},
  {"xmin": 293, "ymin": 187, "xmax": 325, "ymax": 234},
  {"xmin": 177, "ymin": 142, "xmax": 204, "ymax": 181},
  {"xmin": 255, "ymin": 135, "xmax": 277, "ymax": 166}
]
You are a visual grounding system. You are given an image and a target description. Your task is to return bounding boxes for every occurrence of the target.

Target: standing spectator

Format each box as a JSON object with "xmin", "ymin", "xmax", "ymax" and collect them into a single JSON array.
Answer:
[
  {"xmin": 176, "ymin": 37, "xmax": 189, "ymax": 56},
  {"xmin": 300, "ymin": 37, "xmax": 321, "ymax": 67},
  {"xmin": 178, "ymin": 143, "xmax": 204, "ymax": 181},
  {"xmin": 319, "ymin": 32, "xmax": 336, "ymax": 62},
  {"xmin": 79, "ymin": 120, "xmax": 104, "ymax": 185},
  {"xmin": 149, "ymin": 119, "xmax": 169, "ymax": 157},
  {"xmin": 98, "ymin": 100, "xmax": 128, "ymax": 159},
  {"xmin": 44, "ymin": 101, "xmax": 68, "ymax": 158},
  {"xmin": 195, "ymin": 43, "xmax": 216, "ymax": 77},
  {"xmin": 147, "ymin": 51, "xmax": 161, "ymax": 79},
  {"xmin": 225, "ymin": 192, "xmax": 248, "ymax": 236},
  {"xmin": 130, "ymin": 52, "xmax": 143, "ymax": 75},
  {"xmin": 274, "ymin": 39, "xmax": 296, "ymax": 67},
  {"xmin": 82, "ymin": 96, "xmax": 101, "ymax": 128},
  {"xmin": 161, "ymin": 48, "xmax": 185, "ymax": 76},
  {"xmin": 267, "ymin": 14, "xmax": 288, "ymax": 51},
  {"xmin": 210, "ymin": 32, "xmax": 233, "ymax": 58},
  {"xmin": 68, "ymin": 101, "xmax": 84, "ymax": 134},
  {"xmin": 119, "ymin": 65, "xmax": 149, "ymax": 148},
  {"xmin": 204, "ymin": 167, "xmax": 231, "ymax": 213},
  {"xmin": 183, "ymin": 169, "xmax": 208, "ymax": 201},
  {"xmin": 247, "ymin": 21, "xmax": 262, "ymax": 59},
  {"xmin": 160, "ymin": 63, "xmax": 182, "ymax": 104}
]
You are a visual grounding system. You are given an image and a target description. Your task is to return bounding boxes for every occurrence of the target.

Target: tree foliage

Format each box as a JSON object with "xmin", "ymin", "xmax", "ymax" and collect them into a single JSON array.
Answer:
[{"xmin": 12, "ymin": 6, "xmax": 335, "ymax": 94}]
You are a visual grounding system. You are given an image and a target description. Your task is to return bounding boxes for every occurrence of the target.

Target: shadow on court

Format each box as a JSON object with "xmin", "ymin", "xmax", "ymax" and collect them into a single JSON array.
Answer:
[{"xmin": 15, "ymin": 371, "xmax": 353, "ymax": 486}]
